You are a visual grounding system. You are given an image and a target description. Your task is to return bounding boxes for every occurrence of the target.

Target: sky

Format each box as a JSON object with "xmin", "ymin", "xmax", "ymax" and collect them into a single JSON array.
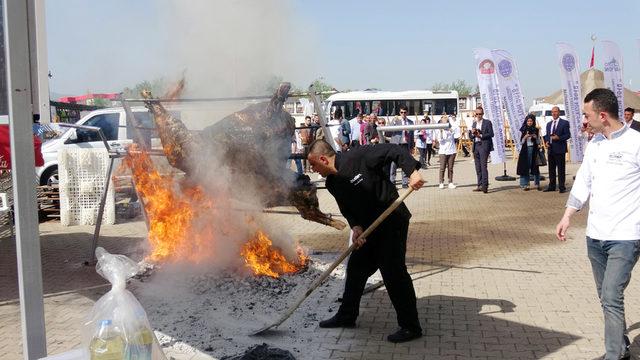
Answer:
[{"xmin": 45, "ymin": 0, "xmax": 640, "ymax": 105}]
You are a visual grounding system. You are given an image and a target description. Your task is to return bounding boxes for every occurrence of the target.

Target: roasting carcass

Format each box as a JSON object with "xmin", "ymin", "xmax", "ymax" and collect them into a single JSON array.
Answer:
[{"xmin": 141, "ymin": 82, "xmax": 346, "ymax": 230}]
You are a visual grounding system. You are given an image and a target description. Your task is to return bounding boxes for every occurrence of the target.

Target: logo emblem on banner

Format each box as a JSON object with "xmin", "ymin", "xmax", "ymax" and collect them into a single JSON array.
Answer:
[
  {"xmin": 562, "ymin": 54, "xmax": 576, "ymax": 72},
  {"xmin": 497, "ymin": 60, "xmax": 512, "ymax": 78},
  {"xmin": 604, "ymin": 58, "xmax": 621, "ymax": 72},
  {"xmin": 479, "ymin": 59, "xmax": 495, "ymax": 74}
]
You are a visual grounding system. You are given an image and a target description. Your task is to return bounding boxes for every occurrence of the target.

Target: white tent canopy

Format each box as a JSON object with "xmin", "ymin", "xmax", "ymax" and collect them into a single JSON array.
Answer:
[{"xmin": 543, "ymin": 68, "xmax": 640, "ymax": 110}]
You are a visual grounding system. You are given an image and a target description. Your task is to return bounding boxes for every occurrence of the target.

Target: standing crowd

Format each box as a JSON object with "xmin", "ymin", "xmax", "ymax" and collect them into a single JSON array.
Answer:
[
  {"xmin": 291, "ymin": 105, "xmax": 472, "ymax": 190},
  {"xmin": 297, "ymin": 89, "xmax": 640, "ymax": 357}
]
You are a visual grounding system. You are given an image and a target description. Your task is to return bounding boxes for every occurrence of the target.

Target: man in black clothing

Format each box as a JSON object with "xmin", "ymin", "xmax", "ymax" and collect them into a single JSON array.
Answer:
[{"xmin": 307, "ymin": 139, "xmax": 425, "ymax": 343}]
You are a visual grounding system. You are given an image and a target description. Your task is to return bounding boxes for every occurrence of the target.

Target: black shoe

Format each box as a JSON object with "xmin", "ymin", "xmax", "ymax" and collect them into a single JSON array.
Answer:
[
  {"xmin": 473, "ymin": 187, "xmax": 482, "ymax": 192},
  {"xmin": 319, "ymin": 315, "xmax": 356, "ymax": 328},
  {"xmin": 387, "ymin": 328, "xmax": 422, "ymax": 343},
  {"xmin": 559, "ymin": 189, "xmax": 566, "ymax": 194},
  {"xmin": 543, "ymin": 187, "xmax": 556, "ymax": 192},
  {"xmin": 482, "ymin": 186, "xmax": 488, "ymax": 193}
]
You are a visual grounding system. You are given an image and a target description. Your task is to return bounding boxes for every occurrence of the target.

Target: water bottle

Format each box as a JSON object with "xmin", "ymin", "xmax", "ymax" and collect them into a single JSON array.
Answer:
[
  {"xmin": 89, "ymin": 319, "xmax": 125, "ymax": 360},
  {"xmin": 124, "ymin": 311, "xmax": 153, "ymax": 360}
]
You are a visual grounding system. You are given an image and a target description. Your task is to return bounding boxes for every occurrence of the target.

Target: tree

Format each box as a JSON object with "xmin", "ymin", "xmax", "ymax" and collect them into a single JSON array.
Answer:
[
  {"xmin": 122, "ymin": 78, "xmax": 167, "ymax": 99},
  {"xmin": 92, "ymin": 98, "xmax": 111, "ymax": 107},
  {"xmin": 431, "ymin": 79, "xmax": 475, "ymax": 96},
  {"xmin": 431, "ymin": 82, "xmax": 450, "ymax": 91},
  {"xmin": 308, "ymin": 78, "xmax": 336, "ymax": 101}
]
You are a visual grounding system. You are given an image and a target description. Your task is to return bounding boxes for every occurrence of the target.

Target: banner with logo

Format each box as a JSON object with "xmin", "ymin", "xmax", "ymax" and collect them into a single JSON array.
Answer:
[
  {"xmin": 601, "ymin": 40, "xmax": 624, "ymax": 120},
  {"xmin": 492, "ymin": 49, "xmax": 526, "ymax": 153},
  {"xmin": 555, "ymin": 42, "xmax": 585, "ymax": 163},
  {"xmin": 473, "ymin": 48, "xmax": 506, "ymax": 164}
]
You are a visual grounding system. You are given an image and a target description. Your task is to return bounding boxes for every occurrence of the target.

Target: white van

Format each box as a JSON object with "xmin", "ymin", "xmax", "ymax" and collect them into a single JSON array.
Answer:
[
  {"xmin": 37, "ymin": 107, "xmax": 160, "ymax": 186},
  {"xmin": 528, "ymin": 103, "xmax": 566, "ymax": 137}
]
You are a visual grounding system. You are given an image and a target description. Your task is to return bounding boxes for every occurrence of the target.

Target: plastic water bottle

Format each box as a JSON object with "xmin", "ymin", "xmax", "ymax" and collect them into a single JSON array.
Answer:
[
  {"xmin": 125, "ymin": 326, "xmax": 153, "ymax": 360},
  {"xmin": 89, "ymin": 319, "xmax": 125, "ymax": 360},
  {"xmin": 124, "ymin": 311, "xmax": 153, "ymax": 360}
]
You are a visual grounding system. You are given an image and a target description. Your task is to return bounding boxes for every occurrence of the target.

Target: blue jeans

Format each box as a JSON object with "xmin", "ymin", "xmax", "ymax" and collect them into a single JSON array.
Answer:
[
  {"xmin": 289, "ymin": 158, "xmax": 303, "ymax": 175},
  {"xmin": 587, "ymin": 237, "xmax": 640, "ymax": 359},
  {"xmin": 519, "ymin": 146, "xmax": 540, "ymax": 188}
]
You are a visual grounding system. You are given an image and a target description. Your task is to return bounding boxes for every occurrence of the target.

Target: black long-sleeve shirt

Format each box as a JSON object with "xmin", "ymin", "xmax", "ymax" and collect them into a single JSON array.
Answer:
[{"xmin": 326, "ymin": 144, "xmax": 421, "ymax": 229}]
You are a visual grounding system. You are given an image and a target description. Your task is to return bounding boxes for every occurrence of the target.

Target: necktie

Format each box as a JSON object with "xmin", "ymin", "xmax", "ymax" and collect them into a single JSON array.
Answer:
[{"xmin": 551, "ymin": 121, "xmax": 557, "ymax": 143}]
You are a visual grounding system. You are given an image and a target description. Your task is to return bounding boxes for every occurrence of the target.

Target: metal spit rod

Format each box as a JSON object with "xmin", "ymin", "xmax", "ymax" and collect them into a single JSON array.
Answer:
[{"xmin": 376, "ymin": 122, "xmax": 451, "ymax": 144}]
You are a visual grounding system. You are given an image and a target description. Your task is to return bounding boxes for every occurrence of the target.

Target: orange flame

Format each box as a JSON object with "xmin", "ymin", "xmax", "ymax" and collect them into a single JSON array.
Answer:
[
  {"xmin": 241, "ymin": 230, "xmax": 308, "ymax": 278},
  {"xmin": 123, "ymin": 144, "xmax": 307, "ymax": 276}
]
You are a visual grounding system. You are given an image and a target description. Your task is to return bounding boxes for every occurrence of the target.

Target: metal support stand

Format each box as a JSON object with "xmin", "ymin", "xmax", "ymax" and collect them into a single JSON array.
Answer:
[
  {"xmin": 87, "ymin": 156, "xmax": 115, "ymax": 264},
  {"xmin": 495, "ymin": 163, "xmax": 516, "ymax": 181}
]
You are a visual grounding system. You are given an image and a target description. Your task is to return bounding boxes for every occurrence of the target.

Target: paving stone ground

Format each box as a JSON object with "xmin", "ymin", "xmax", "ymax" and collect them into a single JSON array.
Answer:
[{"xmin": 2, "ymin": 155, "xmax": 640, "ymax": 359}]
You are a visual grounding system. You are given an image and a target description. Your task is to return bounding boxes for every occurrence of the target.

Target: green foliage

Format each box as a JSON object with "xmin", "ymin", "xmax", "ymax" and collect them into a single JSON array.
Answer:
[
  {"xmin": 431, "ymin": 79, "xmax": 475, "ymax": 97},
  {"xmin": 122, "ymin": 78, "xmax": 167, "ymax": 99},
  {"xmin": 91, "ymin": 98, "xmax": 111, "ymax": 107},
  {"xmin": 310, "ymin": 78, "xmax": 335, "ymax": 94}
]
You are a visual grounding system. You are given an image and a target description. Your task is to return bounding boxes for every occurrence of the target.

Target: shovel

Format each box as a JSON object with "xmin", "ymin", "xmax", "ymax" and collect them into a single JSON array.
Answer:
[{"xmin": 249, "ymin": 187, "xmax": 415, "ymax": 335}]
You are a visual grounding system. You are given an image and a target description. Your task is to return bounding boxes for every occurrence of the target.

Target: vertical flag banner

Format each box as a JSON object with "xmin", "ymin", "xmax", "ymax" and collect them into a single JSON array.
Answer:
[
  {"xmin": 555, "ymin": 42, "xmax": 585, "ymax": 163},
  {"xmin": 601, "ymin": 40, "xmax": 624, "ymax": 120},
  {"xmin": 473, "ymin": 48, "xmax": 506, "ymax": 164},
  {"xmin": 492, "ymin": 49, "xmax": 526, "ymax": 153}
]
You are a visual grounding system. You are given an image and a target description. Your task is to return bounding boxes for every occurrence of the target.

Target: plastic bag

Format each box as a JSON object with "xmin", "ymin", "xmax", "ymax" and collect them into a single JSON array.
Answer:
[{"xmin": 83, "ymin": 247, "xmax": 167, "ymax": 360}]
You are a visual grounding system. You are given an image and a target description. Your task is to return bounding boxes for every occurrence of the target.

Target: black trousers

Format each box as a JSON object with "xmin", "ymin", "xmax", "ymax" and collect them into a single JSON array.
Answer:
[
  {"xmin": 473, "ymin": 147, "xmax": 490, "ymax": 187},
  {"xmin": 455, "ymin": 138, "xmax": 469, "ymax": 156},
  {"xmin": 547, "ymin": 151, "xmax": 566, "ymax": 190},
  {"xmin": 337, "ymin": 215, "xmax": 421, "ymax": 332},
  {"xmin": 426, "ymin": 144, "xmax": 434, "ymax": 163}
]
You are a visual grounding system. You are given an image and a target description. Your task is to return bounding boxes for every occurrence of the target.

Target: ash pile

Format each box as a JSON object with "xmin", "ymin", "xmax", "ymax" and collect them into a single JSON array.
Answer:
[
  {"xmin": 131, "ymin": 253, "xmax": 348, "ymax": 359},
  {"xmin": 222, "ymin": 343, "xmax": 296, "ymax": 360}
]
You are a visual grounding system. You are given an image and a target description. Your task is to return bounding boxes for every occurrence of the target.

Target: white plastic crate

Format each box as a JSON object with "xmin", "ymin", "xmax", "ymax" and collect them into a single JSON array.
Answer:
[{"xmin": 59, "ymin": 148, "xmax": 115, "ymax": 226}]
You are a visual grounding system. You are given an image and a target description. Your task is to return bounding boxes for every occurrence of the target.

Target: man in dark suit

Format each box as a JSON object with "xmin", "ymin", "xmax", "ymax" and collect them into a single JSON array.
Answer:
[
  {"xmin": 543, "ymin": 106, "xmax": 571, "ymax": 193},
  {"xmin": 623, "ymin": 107, "xmax": 640, "ymax": 132},
  {"xmin": 389, "ymin": 105, "xmax": 415, "ymax": 188},
  {"xmin": 469, "ymin": 107, "xmax": 494, "ymax": 193}
]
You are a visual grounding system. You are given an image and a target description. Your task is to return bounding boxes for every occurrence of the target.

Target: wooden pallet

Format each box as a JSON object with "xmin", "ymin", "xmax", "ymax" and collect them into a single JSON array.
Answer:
[{"xmin": 37, "ymin": 185, "xmax": 60, "ymax": 220}]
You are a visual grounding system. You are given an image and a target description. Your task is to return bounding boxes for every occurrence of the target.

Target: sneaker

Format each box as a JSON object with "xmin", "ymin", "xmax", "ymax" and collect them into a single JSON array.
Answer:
[
  {"xmin": 387, "ymin": 328, "xmax": 422, "ymax": 343},
  {"xmin": 318, "ymin": 314, "xmax": 356, "ymax": 328},
  {"xmin": 439, "ymin": 183, "xmax": 445, "ymax": 189},
  {"xmin": 448, "ymin": 183, "xmax": 456, "ymax": 189}
]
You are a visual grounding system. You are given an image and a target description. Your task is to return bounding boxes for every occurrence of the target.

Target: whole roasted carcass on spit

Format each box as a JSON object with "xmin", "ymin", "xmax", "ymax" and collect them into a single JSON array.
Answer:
[{"xmin": 141, "ymin": 81, "xmax": 346, "ymax": 230}]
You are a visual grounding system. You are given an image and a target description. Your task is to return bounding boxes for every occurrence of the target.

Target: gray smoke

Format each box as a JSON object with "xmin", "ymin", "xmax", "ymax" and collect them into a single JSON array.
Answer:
[
  {"xmin": 154, "ymin": 0, "xmax": 308, "ymax": 99},
  {"xmin": 133, "ymin": 0, "xmax": 310, "ymax": 272}
]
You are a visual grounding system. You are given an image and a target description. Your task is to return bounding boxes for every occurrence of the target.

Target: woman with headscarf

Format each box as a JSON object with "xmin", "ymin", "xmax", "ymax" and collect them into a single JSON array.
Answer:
[{"xmin": 516, "ymin": 114, "xmax": 541, "ymax": 191}]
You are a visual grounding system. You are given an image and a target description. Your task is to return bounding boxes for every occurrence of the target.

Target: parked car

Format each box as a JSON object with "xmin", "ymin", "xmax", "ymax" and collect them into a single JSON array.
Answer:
[{"xmin": 37, "ymin": 107, "xmax": 160, "ymax": 186}]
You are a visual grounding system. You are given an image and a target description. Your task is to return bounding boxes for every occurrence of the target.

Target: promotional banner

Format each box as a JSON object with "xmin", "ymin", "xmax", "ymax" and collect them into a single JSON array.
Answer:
[
  {"xmin": 473, "ymin": 48, "xmax": 506, "ymax": 164},
  {"xmin": 601, "ymin": 40, "xmax": 624, "ymax": 120},
  {"xmin": 492, "ymin": 49, "xmax": 526, "ymax": 153},
  {"xmin": 555, "ymin": 42, "xmax": 585, "ymax": 163}
]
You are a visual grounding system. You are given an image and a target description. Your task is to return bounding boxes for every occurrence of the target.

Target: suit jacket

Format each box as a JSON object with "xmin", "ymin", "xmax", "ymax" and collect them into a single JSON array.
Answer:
[
  {"xmin": 469, "ymin": 119, "xmax": 494, "ymax": 152},
  {"xmin": 389, "ymin": 116, "xmax": 415, "ymax": 148},
  {"xmin": 630, "ymin": 120, "xmax": 640, "ymax": 133},
  {"xmin": 543, "ymin": 118, "xmax": 571, "ymax": 155}
]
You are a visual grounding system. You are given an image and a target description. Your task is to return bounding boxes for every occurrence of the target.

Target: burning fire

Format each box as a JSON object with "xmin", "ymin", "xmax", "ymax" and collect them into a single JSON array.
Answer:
[{"xmin": 123, "ymin": 145, "xmax": 308, "ymax": 277}]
